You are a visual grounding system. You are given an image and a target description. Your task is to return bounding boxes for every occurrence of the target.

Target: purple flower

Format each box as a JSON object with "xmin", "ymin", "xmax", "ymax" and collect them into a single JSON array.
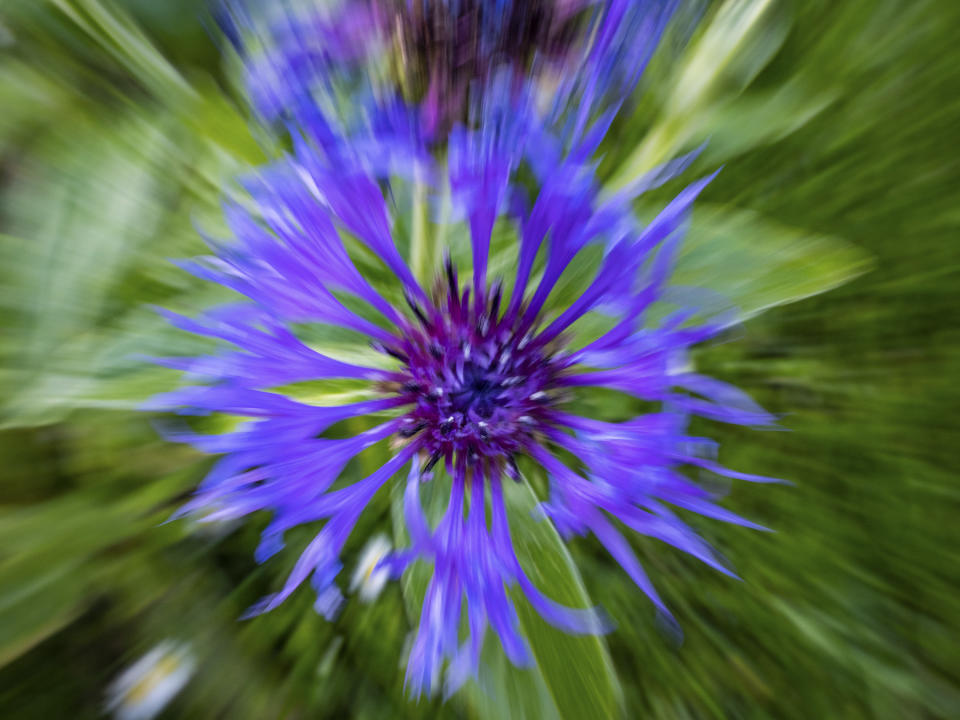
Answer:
[
  {"xmin": 150, "ymin": 128, "xmax": 775, "ymax": 696},
  {"xmin": 224, "ymin": 1, "xmax": 678, "ymax": 147},
  {"xmin": 152, "ymin": 0, "xmax": 777, "ymax": 699}
]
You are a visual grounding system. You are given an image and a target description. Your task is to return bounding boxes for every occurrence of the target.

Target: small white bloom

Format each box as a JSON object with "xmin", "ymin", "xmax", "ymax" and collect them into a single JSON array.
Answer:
[
  {"xmin": 105, "ymin": 641, "xmax": 195, "ymax": 720},
  {"xmin": 349, "ymin": 533, "xmax": 392, "ymax": 602}
]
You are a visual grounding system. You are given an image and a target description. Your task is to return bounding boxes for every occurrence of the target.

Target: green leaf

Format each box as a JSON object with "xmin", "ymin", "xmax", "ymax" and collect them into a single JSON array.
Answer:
[
  {"xmin": 503, "ymin": 479, "xmax": 623, "ymax": 720},
  {"xmin": 0, "ymin": 84, "xmax": 261, "ymax": 425},
  {"xmin": 667, "ymin": 204, "xmax": 873, "ymax": 323},
  {"xmin": 1, "ymin": 111, "xmax": 181, "ymax": 345},
  {"xmin": 608, "ymin": 0, "xmax": 791, "ymax": 191},
  {"xmin": 0, "ymin": 60, "xmax": 71, "ymax": 147},
  {"xmin": 0, "ymin": 476, "xmax": 189, "ymax": 667},
  {"xmin": 391, "ymin": 473, "xmax": 622, "ymax": 720},
  {"xmin": 698, "ymin": 79, "xmax": 838, "ymax": 166},
  {"xmin": 463, "ymin": 638, "xmax": 561, "ymax": 720},
  {"xmin": 47, "ymin": 0, "xmax": 196, "ymax": 105}
]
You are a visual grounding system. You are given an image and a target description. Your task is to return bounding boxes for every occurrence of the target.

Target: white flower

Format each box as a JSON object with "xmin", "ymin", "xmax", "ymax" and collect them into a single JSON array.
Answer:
[
  {"xmin": 349, "ymin": 533, "xmax": 392, "ymax": 602},
  {"xmin": 105, "ymin": 641, "xmax": 195, "ymax": 720}
]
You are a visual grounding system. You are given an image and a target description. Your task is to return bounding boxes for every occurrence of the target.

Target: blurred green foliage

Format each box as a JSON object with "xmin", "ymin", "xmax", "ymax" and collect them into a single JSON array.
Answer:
[{"xmin": 0, "ymin": 0, "xmax": 957, "ymax": 718}]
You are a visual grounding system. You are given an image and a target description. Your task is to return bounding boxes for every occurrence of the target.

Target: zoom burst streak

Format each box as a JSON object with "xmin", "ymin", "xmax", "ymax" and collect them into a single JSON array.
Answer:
[{"xmin": 392, "ymin": 257, "xmax": 559, "ymax": 480}]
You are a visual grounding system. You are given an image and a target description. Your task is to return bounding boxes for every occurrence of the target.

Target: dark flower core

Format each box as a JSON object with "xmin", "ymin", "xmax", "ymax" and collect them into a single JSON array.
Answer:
[
  {"xmin": 383, "ymin": 0, "xmax": 586, "ymax": 134},
  {"xmin": 389, "ymin": 258, "xmax": 565, "ymax": 473}
]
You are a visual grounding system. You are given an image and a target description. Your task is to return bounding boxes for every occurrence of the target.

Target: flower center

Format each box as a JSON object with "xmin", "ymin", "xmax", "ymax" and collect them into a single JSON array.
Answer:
[
  {"xmin": 449, "ymin": 358, "xmax": 501, "ymax": 418},
  {"xmin": 384, "ymin": 0, "xmax": 587, "ymax": 134},
  {"xmin": 390, "ymin": 259, "xmax": 565, "ymax": 472}
]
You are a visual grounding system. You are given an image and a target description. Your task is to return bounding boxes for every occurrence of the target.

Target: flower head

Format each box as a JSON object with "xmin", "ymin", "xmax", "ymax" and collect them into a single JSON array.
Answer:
[
  {"xmin": 152, "ymin": 0, "xmax": 777, "ymax": 698},
  {"xmin": 224, "ymin": 0, "xmax": 678, "ymax": 146}
]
